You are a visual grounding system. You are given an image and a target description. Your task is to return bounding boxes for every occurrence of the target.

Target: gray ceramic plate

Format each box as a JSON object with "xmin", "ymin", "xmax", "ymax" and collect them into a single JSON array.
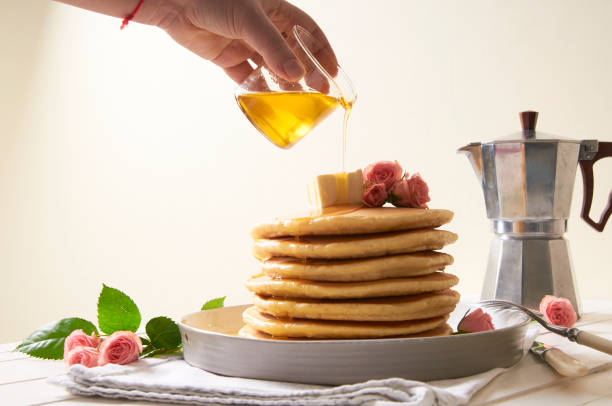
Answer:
[{"xmin": 179, "ymin": 303, "xmax": 531, "ymax": 385}]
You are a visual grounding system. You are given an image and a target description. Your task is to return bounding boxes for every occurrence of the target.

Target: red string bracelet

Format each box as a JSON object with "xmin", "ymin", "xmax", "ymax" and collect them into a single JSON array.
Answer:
[{"xmin": 120, "ymin": 0, "xmax": 145, "ymax": 30}]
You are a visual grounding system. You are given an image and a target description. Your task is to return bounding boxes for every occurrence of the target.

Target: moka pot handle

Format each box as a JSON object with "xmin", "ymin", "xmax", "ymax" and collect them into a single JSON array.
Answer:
[{"xmin": 579, "ymin": 141, "xmax": 612, "ymax": 232}]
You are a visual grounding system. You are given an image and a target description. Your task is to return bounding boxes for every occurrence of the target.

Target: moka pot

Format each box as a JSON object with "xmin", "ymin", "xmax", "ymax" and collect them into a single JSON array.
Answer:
[{"xmin": 459, "ymin": 111, "xmax": 612, "ymax": 314}]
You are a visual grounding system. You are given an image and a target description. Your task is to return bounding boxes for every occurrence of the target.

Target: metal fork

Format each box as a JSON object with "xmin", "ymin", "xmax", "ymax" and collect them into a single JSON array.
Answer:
[{"xmin": 480, "ymin": 300, "xmax": 612, "ymax": 356}]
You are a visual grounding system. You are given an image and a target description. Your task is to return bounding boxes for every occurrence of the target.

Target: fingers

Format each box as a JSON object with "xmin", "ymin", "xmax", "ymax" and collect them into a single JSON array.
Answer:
[
  {"xmin": 304, "ymin": 68, "xmax": 330, "ymax": 94},
  {"xmin": 239, "ymin": 7, "xmax": 305, "ymax": 81},
  {"xmin": 170, "ymin": 0, "xmax": 337, "ymax": 85},
  {"xmin": 210, "ymin": 39, "xmax": 253, "ymax": 69},
  {"xmin": 249, "ymin": 53, "xmax": 264, "ymax": 67},
  {"xmin": 273, "ymin": 1, "xmax": 338, "ymax": 77},
  {"xmin": 224, "ymin": 60, "xmax": 255, "ymax": 83}
]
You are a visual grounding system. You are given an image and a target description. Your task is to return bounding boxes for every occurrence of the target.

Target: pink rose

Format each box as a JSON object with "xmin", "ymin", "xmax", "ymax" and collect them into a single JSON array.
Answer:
[
  {"xmin": 389, "ymin": 173, "xmax": 431, "ymax": 209},
  {"xmin": 458, "ymin": 308, "xmax": 495, "ymax": 333},
  {"xmin": 363, "ymin": 161, "xmax": 403, "ymax": 191},
  {"xmin": 65, "ymin": 346, "xmax": 100, "ymax": 367},
  {"xmin": 99, "ymin": 331, "xmax": 143, "ymax": 366},
  {"xmin": 64, "ymin": 329, "xmax": 101, "ymax": 354},
  {"xmin": 406, "ymin": 173, "xmax": 430, "ymax": 209},
  {"xmin": 362, "ymin": 183, "xmax": 387, "ymax": 207},
  {"xmin": 539, "ymin": 295, "xmax": 577, "ymax": 328}
]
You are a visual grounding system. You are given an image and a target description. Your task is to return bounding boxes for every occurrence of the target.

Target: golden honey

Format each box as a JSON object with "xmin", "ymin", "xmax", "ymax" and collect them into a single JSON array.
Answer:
[{"xmin": 237, "ymin": 91, "xmax": 352, "ymax": 150}]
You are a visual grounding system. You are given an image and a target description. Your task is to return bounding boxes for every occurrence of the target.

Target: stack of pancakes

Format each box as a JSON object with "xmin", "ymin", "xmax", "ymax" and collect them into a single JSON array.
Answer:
[{"xmin": 239, "ymin": 207, "xmax": 460, "ymax": 340}]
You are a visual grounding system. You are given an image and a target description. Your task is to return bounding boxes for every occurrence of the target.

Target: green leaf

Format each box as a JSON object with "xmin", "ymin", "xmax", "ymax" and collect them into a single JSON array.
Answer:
[
  {"xmin": 140, "ymin": 345, "xmax": 183, "ymax": 359},
  {"xmin": 140, "ymin": 336, "xmax": 151, "ymax": 346},
  {"xmin": 145, "ymin": 317, "xmax": 181, "ymax": 349},
  {"xmin": 97, "ymin": 284, "xmax": 141, "ymax": 334},
  {"xmin": 15, "ymin": 318, "xmax": 98, "ymax": 360},
  {"xmin": 201, "ymin": 296, "xmax": 226, "ymax": 311}
]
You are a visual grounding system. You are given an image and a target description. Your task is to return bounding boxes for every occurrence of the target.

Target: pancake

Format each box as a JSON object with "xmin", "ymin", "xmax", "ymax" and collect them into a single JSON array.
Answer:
[
  {"xmin": 238, "ymin": 323, "xmax": 453, "ymax": 340},
  {"xmin": 261, "ymin": 252, "xmax": 454, "ymax": 282},
  {"xmin": 242, "ymin": 306, "xmax": 450, "ymax": 338},
  {"xmin": 252, "ymin": 289, "xmax": 460, "ymax": 321},
  {"xmin": 246, "ymin": 272, "xmax": 459, "ymax": 300},
  {"xmin": 251, "ymin": 206, "xmax": 454, "ymax": 239},
  {"xmin": 253, "ymin": 229, "xmax": 458, "ymax": 260}
]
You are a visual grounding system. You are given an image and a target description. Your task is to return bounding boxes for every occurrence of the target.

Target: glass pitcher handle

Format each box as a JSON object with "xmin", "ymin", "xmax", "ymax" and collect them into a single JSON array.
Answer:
[{"xmin": 579, "ymin": 141, "xmax": 612, "ymax": 232}]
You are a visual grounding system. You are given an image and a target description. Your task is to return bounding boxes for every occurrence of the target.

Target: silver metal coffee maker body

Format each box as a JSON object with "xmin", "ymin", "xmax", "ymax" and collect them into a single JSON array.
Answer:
[{"xmin": 460, "ymin": 111, "xmax": 612, "ymax": 313}]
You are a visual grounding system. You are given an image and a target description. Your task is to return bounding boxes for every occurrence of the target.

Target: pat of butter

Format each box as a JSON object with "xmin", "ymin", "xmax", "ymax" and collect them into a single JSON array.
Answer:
[{"xmin": 308, "ymin": 169, "xmax": 363, "ymax": 208}]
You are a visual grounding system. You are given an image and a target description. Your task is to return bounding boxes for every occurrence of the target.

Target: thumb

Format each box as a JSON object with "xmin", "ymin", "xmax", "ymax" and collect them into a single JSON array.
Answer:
[{"xmin": 240, "ymin": 10, "xmax": 304, "ymax": 81}]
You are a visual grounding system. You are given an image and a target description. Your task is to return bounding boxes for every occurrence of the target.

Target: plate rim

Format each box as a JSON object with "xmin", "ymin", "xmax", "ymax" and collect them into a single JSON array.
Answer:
[{"xmin": 178, "ymin": 303, "xmax": 531, "ymax": 345}]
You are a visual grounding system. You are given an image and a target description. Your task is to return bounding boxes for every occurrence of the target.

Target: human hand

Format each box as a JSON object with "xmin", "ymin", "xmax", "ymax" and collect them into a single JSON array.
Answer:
[{"xmin": 158, "ymin": 0, "xmax": 337, "ymax": 83}]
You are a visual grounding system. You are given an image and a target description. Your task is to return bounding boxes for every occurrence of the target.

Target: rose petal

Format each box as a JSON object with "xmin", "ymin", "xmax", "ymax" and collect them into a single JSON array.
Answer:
[
  {"xmin": 458, "ymin": 308, "xmax": 495, "ymax": 333},
  {"xmin": 547, "ymin": 298, "xmax": 577, "ymax": 328},
  {"xmin": 362, "ymin": 183, "xmax": 387, "ymax": 207},
  {"xmin": 65, "ymin": 346, "xmax": 100, "ymax": 368},
  {"xmin": 99, "ymin": 331, "xmax": 143, "ymax": 366},
  {"xmin": 64, "ymin": 329, "xmax": 101, "ymax": 354},
  {"xmin": 363, "ymin": 161, "xmax": 403, "ymax": 192},
  {"xmin": 539, "ymin": 295, "xmax": 557, "ymax": 317}
]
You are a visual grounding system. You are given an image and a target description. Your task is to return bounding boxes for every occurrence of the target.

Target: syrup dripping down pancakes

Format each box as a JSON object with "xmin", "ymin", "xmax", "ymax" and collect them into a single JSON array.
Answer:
[{"xmin": 241, "ymin": 206, "xmax": 459, "ymax": 340}]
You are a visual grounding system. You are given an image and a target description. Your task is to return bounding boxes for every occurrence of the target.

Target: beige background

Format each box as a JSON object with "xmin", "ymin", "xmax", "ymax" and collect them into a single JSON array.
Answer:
[{"xmin": 1, "ymin": 0, "xmax": 611, "ymax": 342}]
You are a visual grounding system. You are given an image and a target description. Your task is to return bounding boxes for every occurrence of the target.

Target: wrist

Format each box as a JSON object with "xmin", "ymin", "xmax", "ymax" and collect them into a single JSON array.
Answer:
[{"xmin": 133, "ymin": 0, "xmax": 189, "ymax": 29}]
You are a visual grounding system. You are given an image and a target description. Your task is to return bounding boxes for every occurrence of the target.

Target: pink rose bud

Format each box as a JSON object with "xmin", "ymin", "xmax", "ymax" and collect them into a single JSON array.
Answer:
[
  {"xmin": 539, "ymin": 295, "xmax": 577, "ymax": 328},
  {"xmin": 64, "ymin": 329, "xmax": 101, "ymax": 354},
  {"xmin": 99, "ymin": 331, "xmax": 143, "ymax": 366},
  {"xmin": 458, "ymin": 308, "xmax": 495, "ymax": 333},
  {"xmin": 406, "ymin": 173, "xmax": 430, "ymax": 209},
  {"xmin": 363, "ymin": 161, "xmax": 403, "ymax": 191},
  {"xmin": 65, "ymin": 346, "xmax": 100, "ymax": 368},
  {"xmin": 362, "ymin": 183, "xmax": 388, "ymax": 207}
]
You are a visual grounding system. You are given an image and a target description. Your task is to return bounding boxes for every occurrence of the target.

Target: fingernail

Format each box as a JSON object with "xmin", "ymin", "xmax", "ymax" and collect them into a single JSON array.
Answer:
[{"xmin": 282, "ymin": 59, "xmax": 305, "ymax": 80}]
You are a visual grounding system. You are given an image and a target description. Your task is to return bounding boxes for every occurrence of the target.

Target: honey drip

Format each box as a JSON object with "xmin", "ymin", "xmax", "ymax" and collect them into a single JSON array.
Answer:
[
  {"xmin": 299, "ymin": 204, "xmax": 363, "ymax": 221},
  {"xmin": 340, "ymin": 99, "xmax": 353, "ymax": 172}
]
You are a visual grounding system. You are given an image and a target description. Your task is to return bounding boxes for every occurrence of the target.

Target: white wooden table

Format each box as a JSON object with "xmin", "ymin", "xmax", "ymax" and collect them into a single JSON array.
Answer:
[{"xmin": 2, "ymin": 300, "xmax": 611, "ymax": 406}]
